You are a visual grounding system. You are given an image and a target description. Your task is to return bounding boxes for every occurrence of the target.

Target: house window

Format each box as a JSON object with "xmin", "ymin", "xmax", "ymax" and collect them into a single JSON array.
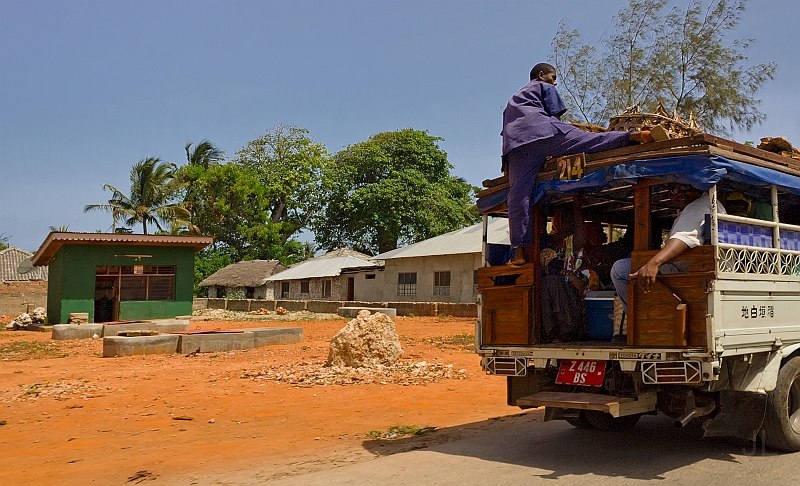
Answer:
[
  {"xmin": 217, "ymin": 286, "xmax": 226, "ymax": 298},
  {"xmin": 322, "ymin": 279, "xmax": 332, "ymax": 298},
  {"xmin": 473, "ymin": 270, "xmax": 479, "ymax": 294},
  {"xmin": 245, "ymin": 287, "xmax": 255, "ymax": 299},
  {"xmin": 300, "ymin": 280, "xmax": 310, "ymax": 294},
  {"xmin": 433, "ymin": 271, "xmax": 451, "ymax": 296},
  {"xmin": 281, "ymin": 282, "xmax": 289, "ymax": 298},
  {"xmin": 100, "ymin": 265, "xmax": 176, "ymax": 301},
  {"xmin": 365, "ymin": 274, "xmax": 376, "ymax": 280},
  {"xmin": 397, "ymin": 272, "xmax": 417, "ymax": 296}
]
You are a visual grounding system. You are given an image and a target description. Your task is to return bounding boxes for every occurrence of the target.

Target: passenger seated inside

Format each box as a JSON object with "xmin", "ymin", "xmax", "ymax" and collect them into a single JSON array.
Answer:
[
  {"xmin": 610, "ymin": 184, "xmax": 727, "ymax": 315},
  {"xmin": 539, "ymin": 196, "xmax": 603, "ymax": 343}
]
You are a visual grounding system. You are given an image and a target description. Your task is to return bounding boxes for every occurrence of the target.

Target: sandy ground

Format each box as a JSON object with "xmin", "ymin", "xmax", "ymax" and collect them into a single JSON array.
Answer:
[{"xmin": 0, "ymin": 315, "xmax": 522, "ymax": 485}]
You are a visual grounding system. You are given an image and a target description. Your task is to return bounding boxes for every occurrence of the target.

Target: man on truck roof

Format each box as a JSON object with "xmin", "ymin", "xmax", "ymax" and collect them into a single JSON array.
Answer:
[{"xmin": 502, "ymin": 62, "xmax": 655, "ymax": 266}]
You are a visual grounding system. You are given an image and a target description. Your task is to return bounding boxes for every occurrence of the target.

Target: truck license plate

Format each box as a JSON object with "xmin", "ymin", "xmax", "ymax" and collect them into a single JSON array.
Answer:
[{"xmin": 555, "ymin": 360, "xmax": 606, "ymax": 386}]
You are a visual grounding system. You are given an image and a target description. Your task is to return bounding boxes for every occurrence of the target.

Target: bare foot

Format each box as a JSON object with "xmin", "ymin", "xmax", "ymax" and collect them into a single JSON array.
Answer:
[
  {"xmin": 630, "ymin": 130, "xmax": 654, "ymax": 144},
  {"xmin": 507, "ymin": 248, "xmax": 526, "ymax": 266}
]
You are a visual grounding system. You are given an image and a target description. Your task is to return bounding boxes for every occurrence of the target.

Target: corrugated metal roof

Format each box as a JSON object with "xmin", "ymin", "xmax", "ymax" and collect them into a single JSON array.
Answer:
[
  {"xmin": 31, "ymin": 232, "xmax": 213, "ymax": 266},
  {"xmin": 266, "ymin": 255, "xmax": 378, "ymax": 281},
  {"xmin": 199, "ymin": 260, "xmax": 286, "ymax": 287},
  {"xmin": 0, "ymin": 247, "xmax": 48, "ymax": 281},
  {"xmin": 372, "ymin": 219, "xmax": 509, "ymax": 260}
]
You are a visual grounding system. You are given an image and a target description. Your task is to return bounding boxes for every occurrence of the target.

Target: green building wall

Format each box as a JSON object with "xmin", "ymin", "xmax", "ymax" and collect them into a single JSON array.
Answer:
[{"xmin": 45, "ymin": 244, "xmax": 196, "ymax": 324}]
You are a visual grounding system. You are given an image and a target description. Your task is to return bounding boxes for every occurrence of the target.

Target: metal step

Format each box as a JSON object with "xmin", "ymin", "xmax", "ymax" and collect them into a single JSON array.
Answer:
[{"xmin": 516, "ymin": 391, "xmax": 656, "ymax": 418}]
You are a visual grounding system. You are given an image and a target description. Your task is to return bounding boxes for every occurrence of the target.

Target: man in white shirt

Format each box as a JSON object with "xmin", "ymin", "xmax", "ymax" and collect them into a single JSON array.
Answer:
[{"xmin": 611, "ymin": 184, "xmax": 726, "ymax": 314}]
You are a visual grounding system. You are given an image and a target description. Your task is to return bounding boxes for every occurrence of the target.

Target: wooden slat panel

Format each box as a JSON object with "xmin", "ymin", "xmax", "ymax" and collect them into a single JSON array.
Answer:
[
  {"xmin": 516, "ymin": 391, "xmax": 633, "ymax": 411},
  {"xmin": 634, "ymin": 184, "xmax": 652, "ymax": 252},
  {"xmin": 481, "ymin": 287, "xmax": 531, "ymax": 345}
]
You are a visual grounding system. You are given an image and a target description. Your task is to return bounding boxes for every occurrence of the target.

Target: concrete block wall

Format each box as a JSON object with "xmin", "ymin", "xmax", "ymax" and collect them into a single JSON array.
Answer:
[
  {"xmin": 0, "ymin": 281, "xmax": 48, "ymax": 318},
  {"xmin": 192, "ymin": 298, "xmax": 478, "ymax": 317}
]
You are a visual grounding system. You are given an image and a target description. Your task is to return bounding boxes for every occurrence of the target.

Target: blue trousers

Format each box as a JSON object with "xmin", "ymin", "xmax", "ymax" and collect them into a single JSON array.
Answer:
[{"xmin": 506, "ymin": 128, "xmax": 631, "ymax": 249}]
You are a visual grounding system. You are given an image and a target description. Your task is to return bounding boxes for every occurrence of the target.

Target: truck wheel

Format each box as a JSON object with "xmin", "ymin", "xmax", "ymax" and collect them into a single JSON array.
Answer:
[
  {"xmin": 762, "ymin": 357, "xmax": 800, "ymax": 451},
  {"xmin": 585, "ymin": 410, "xmax": 640, "ymax": 431},
  {"xmin": 565, "ymin": 410, "xmax": 594, "ymax": 429}
]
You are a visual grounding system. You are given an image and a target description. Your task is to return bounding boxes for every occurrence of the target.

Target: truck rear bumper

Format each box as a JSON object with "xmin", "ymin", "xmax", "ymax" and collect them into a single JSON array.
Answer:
[{"xmin": 516, "ymin": 391, "xmax": 657, "ymax": 418}]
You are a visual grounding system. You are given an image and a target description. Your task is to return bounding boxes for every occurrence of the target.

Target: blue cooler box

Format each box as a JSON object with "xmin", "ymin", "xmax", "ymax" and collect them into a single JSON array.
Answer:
[{"xmin": 585, "ymin": 297, "xmax": 615, "ymax": 340}]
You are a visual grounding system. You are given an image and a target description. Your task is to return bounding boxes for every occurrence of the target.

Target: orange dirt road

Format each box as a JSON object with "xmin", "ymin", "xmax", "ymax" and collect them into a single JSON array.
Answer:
[{"xmin": 0, "ymin": 317, "xmax": 522, "ymax": 485}]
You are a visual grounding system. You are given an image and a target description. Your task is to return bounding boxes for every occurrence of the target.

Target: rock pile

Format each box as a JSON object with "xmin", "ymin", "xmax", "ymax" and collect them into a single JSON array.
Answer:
[
  {"xmin": 4, "ymin": 308, "xmax": 45, "ymax": 330},
  {"xmin": 327, "ymin": 310, "xmax": 403, "ymax": 368},
  {"xmin": 68, "ymin": 312, "xmax": 89, "ymax": 324},
  {"xmin": 5, "ymin": 312, "xmax": 32, "ymax": 330},
  {"xmin": 242, "ymin": 360, "xmax": 468, "ymax": 387}
]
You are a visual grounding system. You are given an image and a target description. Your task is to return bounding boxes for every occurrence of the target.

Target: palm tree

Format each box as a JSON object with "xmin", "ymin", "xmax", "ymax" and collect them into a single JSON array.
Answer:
[
  {"xmin": 49, "ymin": 225, "xmax": 70, "ymax": 232},
  {"xmin": 185, "ymin": 140, "xmax": 225, "ymax": 169},
  {"xmin": 84, "ymin": 157, "xmax": 193, "ymax": 234}
]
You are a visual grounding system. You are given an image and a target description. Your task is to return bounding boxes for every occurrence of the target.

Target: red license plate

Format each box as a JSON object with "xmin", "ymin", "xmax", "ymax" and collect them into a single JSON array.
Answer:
[{"xmin": 555, "ymin": 360, "xmax": 607, "ymax": 387}]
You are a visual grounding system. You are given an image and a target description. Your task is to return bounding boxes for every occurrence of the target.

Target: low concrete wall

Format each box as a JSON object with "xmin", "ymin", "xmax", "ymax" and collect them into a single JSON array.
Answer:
[
  {"xmin": 103, "ymin": 335, "xmax": 180, "ymax": 357},
  {"xmin": 225, "ymin": 299, "xmax": 250, "ymax": 312},
  {"xmin": 103, "ymin": 320, "xmax": 190, "ymax": 336},
  {"xmin": 276, "ymin": 300, "xmax": 306, "ymax": 312},
  {"xmin": 191, "ymin": 298, "xmax": 478, "ymax": 318},
  {"xmin": 388, "ymin": 302, "xmax": 438, "ymax": 317},
  {"xmin": 52, "ymin": 324, "xmax": 104, "ymax": 340},
  {"xmin": 207, "ymin": 298, "xmax": 226, "ymax": 309},
  {"xmin": 437, "ymin": 303, "xmax": 478, "ymax": 318},
  {"xmin": 338, "ymin": 307, "xmax": 397, "ymax": 318},
  {"xmin": 192, "ymin": 298, "xmax": 208, "ymax": 311},
  {"xmin": 250, "ymin": 300, "xmax": 276, "ymax": 311},
  {"xmin": 177, "ymin": 332, "xmax": 254, "ymax": 353},
  {"xmin": 237, "ymin": 327, "xmax": 303, "ymax": 347},
  {"xmin": 307, "ymin": 300, "xmax": 344, "ymax": 314}
]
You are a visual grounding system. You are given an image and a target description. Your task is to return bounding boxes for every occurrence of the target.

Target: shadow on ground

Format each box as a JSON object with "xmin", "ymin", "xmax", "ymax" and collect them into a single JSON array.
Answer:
[{"xmin": 362, "ymin": 411, "xmax": 782, "ymax": 481}]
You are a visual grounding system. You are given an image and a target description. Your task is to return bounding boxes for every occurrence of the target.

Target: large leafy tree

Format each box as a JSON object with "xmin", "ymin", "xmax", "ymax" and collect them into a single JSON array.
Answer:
[
  {"xmin": 179, "ymin": 140, "xmax": 226, "ymax": 228},
  {"xmin": 188, "ymin": 162, "xmax": 312, "ymax": 263},
  {"xmin": 551, "ymin": 0, "xmax": 776, "ymax": 134},
  {"xmin": 313, "ymin": 128, "xmax": 480, "ymax": 255},
  {"xmin": 233, "ymin": 124, "xmax": 331, "ymax": 246},
  {"xmin": 84, "ymin": 157, "xmax": 191, "ymax": 234}
]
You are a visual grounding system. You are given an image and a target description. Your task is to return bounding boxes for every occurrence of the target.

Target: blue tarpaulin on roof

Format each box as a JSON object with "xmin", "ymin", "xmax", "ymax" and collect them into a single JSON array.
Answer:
[{"xmin": 477, "ymin": 154, "xmax": 800, "ymax": 213}]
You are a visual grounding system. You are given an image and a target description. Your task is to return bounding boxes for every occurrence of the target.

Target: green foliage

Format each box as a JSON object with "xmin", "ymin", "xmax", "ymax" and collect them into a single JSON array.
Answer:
[
  {"xmin": 186, "ymin": 162, "xmax": 314, "ymax": 264},
  {"xmin": 84, "ymin": 157, "xmax": 192, "ymax": 234},
  {"xmin": 313, "ymin": 128, "xmax": 480, "ymax": 255},
  {"xmin": 551, "ymin": 0, "xmax": 776, "ymax": 134},
  {"xmin": 233, "ymin": 124, "xmax": 332, "ymax": 246},
  {"xmin": 0, "ymin": 233, "xmax": 9, "ymax": 251},
  {"xmin": 48, "ymin": 225, "xmax": 70, "ymax": 232},
  {"xmin": 193, "ymin": 247, "xmax": 232, "ymax": 296}
]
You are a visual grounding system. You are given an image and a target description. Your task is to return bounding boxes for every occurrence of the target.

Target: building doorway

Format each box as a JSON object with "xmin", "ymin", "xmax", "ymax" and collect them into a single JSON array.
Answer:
[
  {"xmin": 94, "ymin": 276, "xmax": 118, "ymax": 322},
  {"xmin": 347, "ymin": 277, "xmax": 355, "ymax": 301}
]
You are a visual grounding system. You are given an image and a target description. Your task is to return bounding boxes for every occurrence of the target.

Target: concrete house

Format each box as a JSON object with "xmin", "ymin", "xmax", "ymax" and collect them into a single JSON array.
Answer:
[
  {"xmin": 265, "ymin": 248, "xmax": 379, "ymax": 301},
  {"xmin": 31, "ymin": 233, "xmax": 212, "ymax": 324},
  {"xmin": 344, "ymin": 219, "xmax": 510, "ymax": 304},
  {"xmin": 198, "ymin": 260, "xmax": 286, "ymax": 299},
  {"xmin": 0, "ymin": 247, "xmax": 48, "ymax": 317}
]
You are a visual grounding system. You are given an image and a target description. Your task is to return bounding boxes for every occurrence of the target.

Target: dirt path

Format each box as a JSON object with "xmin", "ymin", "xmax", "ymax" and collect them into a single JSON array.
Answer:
[{"xmin": 0, "ymin": 316, "xmax": 519, "ymax": 485}]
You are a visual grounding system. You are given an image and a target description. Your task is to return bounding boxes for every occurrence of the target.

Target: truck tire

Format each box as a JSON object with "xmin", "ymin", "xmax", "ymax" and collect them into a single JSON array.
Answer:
[
  {"xmin": 762, "ymin": 356, "xmax": 800, "ymax": 451},
  {"xmin": 565, "ymin": 410, "xmax": 594, "ymax": 429},
  {"xmin": 584, "ymin": 410, "xmax": 640, "ymax": 431}
]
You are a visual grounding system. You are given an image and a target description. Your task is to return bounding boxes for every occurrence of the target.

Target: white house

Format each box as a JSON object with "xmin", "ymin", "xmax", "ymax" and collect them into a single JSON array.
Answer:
[{"xmin": 343, "ymin": 218, "xmax": 510, "ymax": 304}]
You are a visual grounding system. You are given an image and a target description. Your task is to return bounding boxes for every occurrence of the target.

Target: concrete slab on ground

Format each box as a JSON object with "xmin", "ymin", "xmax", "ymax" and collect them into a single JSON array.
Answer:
[
  {"xmin": 26, "ymin": 325, "xmax": 53, "ymax": 333},
  {"xmin": 52, "ymin": 324, "xmax": 104, "ymax": 340},
  {"xmin": 103, "ymin": 334, "xmax": 180, "ymax": 357},
  {"xmin": 176, "ymin": 332, "xmax": 255, "ymax": 353},
  {"xmin": 338, "ymin": 307, "xmax": 397, "ymax": 319},
  {"xmin": 103, "ymin": 320, "xmax": 190, "ymax": 337},
  {"xmin": 232, "ymin": 327, "xmax": 303, "ymax": 347}
]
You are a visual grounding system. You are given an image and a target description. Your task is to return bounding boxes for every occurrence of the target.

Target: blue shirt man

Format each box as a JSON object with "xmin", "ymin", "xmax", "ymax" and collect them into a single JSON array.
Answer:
[{"xmin": 502, "ymin": 63, "xmax": 652, "ymax": 266}]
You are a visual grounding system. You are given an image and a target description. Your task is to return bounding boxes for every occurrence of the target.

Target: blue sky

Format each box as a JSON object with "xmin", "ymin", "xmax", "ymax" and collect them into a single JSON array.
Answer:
[{"xmin": 2, "ymin": 0, "xmax": 798, "ymax": 252}]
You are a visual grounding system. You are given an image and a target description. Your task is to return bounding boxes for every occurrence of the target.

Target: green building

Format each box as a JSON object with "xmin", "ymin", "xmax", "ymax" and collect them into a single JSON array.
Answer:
[{"xmin": 31, "ymin": 233, "xmax": 212, "ymax": 324}]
